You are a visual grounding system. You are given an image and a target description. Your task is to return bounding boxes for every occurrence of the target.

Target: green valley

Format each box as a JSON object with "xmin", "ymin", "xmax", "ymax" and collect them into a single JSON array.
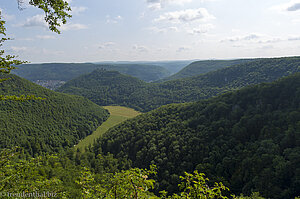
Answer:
[{"xmin": 74, "ymin": 106, "xmax": 140, "ymax": 152}]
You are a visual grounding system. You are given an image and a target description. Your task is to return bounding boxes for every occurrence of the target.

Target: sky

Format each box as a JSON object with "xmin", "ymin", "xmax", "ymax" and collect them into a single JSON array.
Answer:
[{"xmin": 1, "ymin": 0, "xmax": 300, "ymax": 63}]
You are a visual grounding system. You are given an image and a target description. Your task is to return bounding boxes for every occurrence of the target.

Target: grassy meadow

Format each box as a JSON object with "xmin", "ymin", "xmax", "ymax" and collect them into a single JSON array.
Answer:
[{"xmin": 74, "ymin": 106, "xmax": 140, "ymax": 152}]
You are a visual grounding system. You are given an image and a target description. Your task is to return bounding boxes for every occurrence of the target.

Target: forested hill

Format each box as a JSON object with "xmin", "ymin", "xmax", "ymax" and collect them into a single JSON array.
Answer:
[
  {"xmin": 58, "ymin": 57, "xmax": 300, "ymax": 112},
  {"xmin": 98, "ymin": 64, "xmax": 170, "ymax": 82},
  {"xmin": 95, "ymin": 72, "xmax": 300, "ymax": 199},
  {"xmin": 57, "ymin": 69, "xmax": 147, "ymax": 108},
  {"xmin": 160, "ymin": 59, "xmax": 255, "ymax": 81},
  {"xmin": 13, "ymin": 62, "xmax": 170, "ymax": 83},
  {"xmin": 0, "ymin": 74, "xmax": 109, "ymax": 156}
]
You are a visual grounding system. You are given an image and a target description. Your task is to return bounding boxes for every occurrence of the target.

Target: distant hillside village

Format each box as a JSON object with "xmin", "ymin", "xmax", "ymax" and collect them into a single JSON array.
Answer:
[{"xmin": 34, "ymin": 80, "xmax": 65, "ymax": 90}]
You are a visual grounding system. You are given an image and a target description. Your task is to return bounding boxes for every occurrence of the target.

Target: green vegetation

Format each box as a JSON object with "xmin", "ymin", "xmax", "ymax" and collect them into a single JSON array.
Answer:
[
  {"xmin": 99, "ymin": 64, "xmax": 171, "ymax": 82},
  {"xmin": 94, "ymin": 73, "xmax": 300, "ymax": 198},
  {"xmin": 13, "ymin": 63, "xmax": 171, "ymax": 83},
  {"xmin": 1, "ymin": 148, "xmax": 268, "ymax": 199},
  {"xmin": 146, "ymin": 60, "xmax": 193, "ymax": 74},
  {"xmin": 13, "ymin": 63, "xmax": 97, "ymax": 81},
  {"xmin": 161, "ymin": 59, "xmax": 255, "ymax": 81},
  {"xmin": 74, "ymin": 106, "xmax": 140, "ymax": 152},
  {"xmin": 58, "ymin": 56, "xmax": 300, "ymax": 112},
  {"xmin": 0, "ymin": 74, "xmax": 109, "ymax": 155},
  {"xmin": 57, "ymin": 69, "xmax": 147, "ymax": 110}
]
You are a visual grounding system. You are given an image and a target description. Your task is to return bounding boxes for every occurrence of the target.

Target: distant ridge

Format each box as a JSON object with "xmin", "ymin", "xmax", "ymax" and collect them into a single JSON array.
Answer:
[
  {"xmin": 13, "ymin": 62, "xmax": 171, "ymax": 83},
  {"xmin": 58, "ymin": 57, "xmax": 300, "ymax": 112},
  {"xmin": 159, "ymin": 59, "xmax": 255, "ymax": 82}
]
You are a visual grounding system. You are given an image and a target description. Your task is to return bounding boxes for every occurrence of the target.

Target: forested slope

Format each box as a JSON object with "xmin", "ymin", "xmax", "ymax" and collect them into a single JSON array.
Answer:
[
  {"xmin": 160, "ymin": 59, "xmax": 254, "ymax": 81},
  {"xmin": 58, "ymin": 57, "xmax": 300, "ymax": 112},
  {"xmin": 0, "ymin": 74, "xmax": 109, "ymax": 155},
  {"xmin": 13, "ymin": 63, "xmax": 170, "ymax": 82},
  {"xmin": 98, "ymin": 64, "xmax": 170, "ymax": 82},
  {"xmin": 57, "ymin": 69, "xmax": 147, "ymax": 109},
  {"xmin": 95, "ymin": 72, "xmax": 300, "ymax": 199}
]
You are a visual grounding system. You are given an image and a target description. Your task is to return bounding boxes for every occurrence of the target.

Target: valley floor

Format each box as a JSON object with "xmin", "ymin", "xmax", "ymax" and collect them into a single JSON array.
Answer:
[{"xmin": 74, "ymin": 106, "xmax": 140, "ymax": 152}]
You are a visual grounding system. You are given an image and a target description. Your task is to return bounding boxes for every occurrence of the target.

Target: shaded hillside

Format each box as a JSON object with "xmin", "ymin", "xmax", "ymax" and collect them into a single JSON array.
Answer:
[
  {"xmin": 95, "ymin": 73, "xmax": 300, "ymax": 199},
  {"xmin": 58, "ymin": 57, "xmax": 300, "ymax": 112},
  {"xmin": 0, "ymin": 74, "xmax": 109, "ymax": 155},
  {"xmin": 13, "ymin": 63, "xmax": 97, "ymax": 81},
  {"xmin": 146, "ymin": 60, "xmax": 193, "ymax": 74},
  {"xmin": 57, "ymin": 69, "xmax": 147, "ymax": 110},
  {"xmin": 97, "ymin": 64, "xmax": 170, "ymax": 82},
  {"xmin": 13, "ymin": 62, "xmax": 171, "ymax": 83},
  {"xmin": 160, "ymin": 59, "xmax": 255, "ymax": 81}
]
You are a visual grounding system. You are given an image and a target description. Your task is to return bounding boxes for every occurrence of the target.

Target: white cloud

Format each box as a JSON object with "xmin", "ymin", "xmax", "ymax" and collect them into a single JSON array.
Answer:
[
  {"xmin": 221, "ymin": 34, "xmax": 261, "ymax": 43},
  {"xmin": 37, "ymin": 35, "xmax": 56, "ymax": 39},
  {"xmin": 147, "ymin": 26, "xmax": 179, "ymax": 34},
  {"xmin": 99, "ymin": 42, "xmax": 116, "ymax": 49},
  {"xmin": 0, "ymin": 8, "xmax": 15, "ymax": 21},
  {"xmin": 187, "ymin": 24, "xmax": 214, "ymax": 35},
  {"xmin": 271, "ymin": 0, "xmax": 300, "ymax": 12},
  {"xmin": 259, "ymin": 45, "xmax": 274, "ymax": 50},
  {"xmin": 146, "ymin": 0, "xmax": 213, "ymax": 10},
  {"xmin": 60, "ymin": 23, "xmax": 88, "ymax": 31},
  {"xmin": 258, "ymin": 38, "xmax": 282, "ymax": 44},
  {"xmin": 292, "ymin": 18, "xmax": 300, "ymax": 23},
  {"xmin": 17, "ymin": 37, "xmax": 34, "ymax": 41},
  {"xmin": 132, "ymin": 45, "xmax": 149, "ymax": 53},
  {"xmin": 176, "ymin": 46, "xmax": 190, "ymax": 52},
  {"xmin": 148, "ymin": 2, "xmax": 162, "ymax": 10},
  {"xmin": 71, "ymin": 6, "xmax": 88, "ymax": 15},
  {"xmin": 154, "ymin": 8, "xmax": 214, "ymax": 23},
  {"xmin": 19, "ymin": 14, "xmax": 47, "ymax": 28},
  {"xmin": 287, "ymin": 2, "xmax": 300, "ymax": 11},
  {"xmin": 288, "ymin": 36, "xmax": 300, "ymax": 41},
  {"xmin": 11, "ymin": 46, "xmax": 28, "ymax": 52},
  {"xmin": 221, "ymin": 34, "xmax": 300, "ymax": 45},
  {"xmin": 168, "ymin": 26, "xmax": 179, "ymax": 32},
  {"xmin": 106, "ymin": 15, "xmax": 123, "ymax": 24},
  {"xmin": 147, "ymin": 26, "xmax": 167, "ymax": 33}
]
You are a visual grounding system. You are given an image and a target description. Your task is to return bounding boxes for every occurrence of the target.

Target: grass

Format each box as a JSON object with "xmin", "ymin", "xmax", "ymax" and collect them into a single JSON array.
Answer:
[{"xmin": 74, "ymin": 106, "xmax": 141, "ymax": 152}]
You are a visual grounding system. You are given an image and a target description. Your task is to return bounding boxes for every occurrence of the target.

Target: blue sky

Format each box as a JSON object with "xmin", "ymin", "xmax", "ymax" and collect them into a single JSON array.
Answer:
[{"xmin": 1, "ymin": 0, "xmax": 300, "ymax": 62}]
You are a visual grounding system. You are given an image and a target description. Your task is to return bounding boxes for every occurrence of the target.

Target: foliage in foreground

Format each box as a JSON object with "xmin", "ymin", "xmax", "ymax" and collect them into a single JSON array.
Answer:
[{"xmin": 0, "ymin": 148, "xmax": 272, "ymax": 199}]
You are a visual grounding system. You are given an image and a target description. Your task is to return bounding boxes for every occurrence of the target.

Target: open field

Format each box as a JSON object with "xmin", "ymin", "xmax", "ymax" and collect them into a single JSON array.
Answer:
[{"xmin": 74, "ymin": 106, "xmax": 140, "ymax": 152}]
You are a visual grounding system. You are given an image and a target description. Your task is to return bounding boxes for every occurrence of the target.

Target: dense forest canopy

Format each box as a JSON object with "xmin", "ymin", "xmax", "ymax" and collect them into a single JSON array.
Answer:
[
  {"xmin": 160, "ymin": 59, "xmax": 255, "ymax": 82},
  {"xmin": 58, "ymin": 56, "xmax": 300, "ymax": 112},
  {"xmin": 95, "ymin": 72, "xmax": 300, "ymax": 198},
  {"xmin": 0, "ymin": 74, "xmax": 109, "ymax": 155}
]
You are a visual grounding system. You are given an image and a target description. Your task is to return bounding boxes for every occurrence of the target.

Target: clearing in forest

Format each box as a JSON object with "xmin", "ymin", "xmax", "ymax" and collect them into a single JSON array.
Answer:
[{"xmin": 74, "ymin": 106, "xmax": 141, "ymax": 152}]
